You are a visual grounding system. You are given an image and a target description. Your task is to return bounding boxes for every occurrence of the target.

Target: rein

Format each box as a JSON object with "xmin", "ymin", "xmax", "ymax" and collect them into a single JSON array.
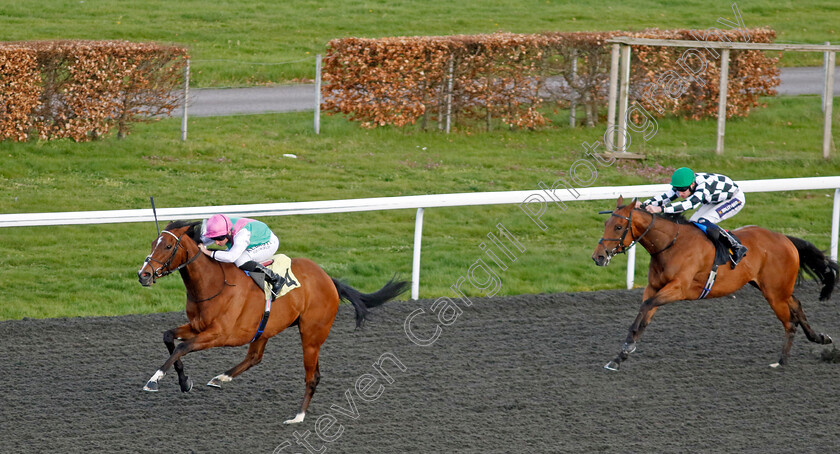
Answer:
[
  {"xmin": 650, "ymin": 228, "xmax": 679, "ymax": 256},
  {"xmin": 189, "ymin": 260, "xmax": 234, "ymax": 303}
]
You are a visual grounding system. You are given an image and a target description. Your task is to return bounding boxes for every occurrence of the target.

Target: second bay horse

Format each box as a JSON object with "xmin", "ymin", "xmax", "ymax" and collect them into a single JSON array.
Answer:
[
  {"xmin": 592, "ymin": 196, "xmax": 837, "ymax": 370},
  {"xmin": 137, "ymin": 220, "xmax": 409, "ymax": 424}
]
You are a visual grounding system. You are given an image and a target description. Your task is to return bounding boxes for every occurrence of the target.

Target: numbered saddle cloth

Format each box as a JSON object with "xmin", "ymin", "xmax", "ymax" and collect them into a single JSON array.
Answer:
[{"xmin": 264, "ymin": 254, "xmax": 301, "ymax": 300}]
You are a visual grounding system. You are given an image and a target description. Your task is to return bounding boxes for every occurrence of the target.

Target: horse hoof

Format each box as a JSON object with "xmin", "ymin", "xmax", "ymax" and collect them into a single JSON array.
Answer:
[
  {"xmin": 824, "ymin": 335, "xmax": 833, "ymax": 345},
  {"xmin": 604, "ymin": 361, "xmax": 620, "ymax": 371},
  {"xmin": 283, "ymin": 413, "xmax": 306, "ymax": 425},
  {"xmin": 180, "ymin": 378, "xmax": 193, "ymax": 393},
  {"xmin": 769, "ymin": 362, "xmax": 782, "ymax": 369},
  {"xmin": 207, "ymin": 374, "xmax": 232, "ymax": 388},
  {"xmin": 143, "ymin": 381, "xmax": 159, "ymax": 392}
]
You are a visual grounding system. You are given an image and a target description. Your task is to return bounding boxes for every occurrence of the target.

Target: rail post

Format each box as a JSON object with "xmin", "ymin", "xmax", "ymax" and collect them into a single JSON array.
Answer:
[
  {"xmin": 411, "ymin": 207, "xmax": 425, "ymax": 300},
  {"xmin": 180, "ymin": 58, "xmax": 190, "ymax": 141}
]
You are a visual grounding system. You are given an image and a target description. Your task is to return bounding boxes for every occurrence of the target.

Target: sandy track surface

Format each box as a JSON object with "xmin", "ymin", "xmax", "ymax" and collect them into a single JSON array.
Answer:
[{"xmin": 2, "ymin": 284, "xmax": 839, "ymax": 453}]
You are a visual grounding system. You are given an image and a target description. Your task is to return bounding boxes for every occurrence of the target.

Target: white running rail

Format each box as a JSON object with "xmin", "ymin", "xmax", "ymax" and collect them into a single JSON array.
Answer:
[{"xmin": 2, "ymin": 176, "xmax": 839, "ymax": 298}]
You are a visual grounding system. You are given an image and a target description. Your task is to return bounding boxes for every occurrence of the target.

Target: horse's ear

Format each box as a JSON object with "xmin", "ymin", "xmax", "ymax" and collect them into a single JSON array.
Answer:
[
  {"xmin": 187, "ymin": 221, "xmax": 202, "ymax": 243},
  {"xmin": 616, "ymin": 195, "xmax": 624, "ymax": 207}
]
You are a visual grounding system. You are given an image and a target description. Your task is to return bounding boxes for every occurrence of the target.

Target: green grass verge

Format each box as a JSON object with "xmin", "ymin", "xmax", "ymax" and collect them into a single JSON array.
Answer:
[
  {"xmin": 1, "ymin": 95, "xmax": 839, "ymax": 319},
  {"xmin": 0, "ymin": 0, "xmax": 837, "ymax": 85}
]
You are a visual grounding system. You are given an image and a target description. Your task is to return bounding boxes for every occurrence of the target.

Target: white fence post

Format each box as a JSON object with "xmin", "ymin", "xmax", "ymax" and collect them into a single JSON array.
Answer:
[
  {"xmin": 606, "ymin": 44, "xmax": 620, "ymax": 147},
  {"xmin": 823, "ymin": 51, "xmax": 835, "ymax": 159},
  {"xmin": 411, "ymin": 207, "xmax": 425, "ymax": 300},
  {"xmin": 570, "ymin": 52, "xmax": 577, "ymax": 127},
  {"xmin": 833, "ymin": 188, "xmax": 840, "ymax": 261},
  {"xmin": 823, "ymin": 42, "xmax": 830, "ymax": 112},
  {"xmin": 180, "ymin": 58, "xmax": 190, "ymax": 142},
  {"xmin": 626, "ymin": 244, "xmax": 636, "ymax": 290},
  {"xmin": 314, "ymin": 54, "xmax": 322, "ymax": 135},
  {"xmin": 445, "ymin": 58, "xmax": 454, "ymax": 134},
  {"xmin": 616, "ymin": 45, "xmax": 631, "ymax": 153},
  {"xmin": 715, "ymin": 48, "xmax": 730, "ymax": 155}
]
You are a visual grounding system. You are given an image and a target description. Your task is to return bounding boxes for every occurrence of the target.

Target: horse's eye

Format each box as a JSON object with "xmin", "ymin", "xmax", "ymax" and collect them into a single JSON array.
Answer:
[
  {"xmin": 615, "ymin": 225, "xmax": 622, "ymax": 231},
  {"xmin": 165, "ymin": 244, "xmax": 173, "ymax": 249}
]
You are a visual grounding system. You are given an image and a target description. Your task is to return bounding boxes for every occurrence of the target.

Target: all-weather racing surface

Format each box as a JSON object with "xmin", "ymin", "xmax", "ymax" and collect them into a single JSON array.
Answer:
[{"xmin": 3, "ymin": 284, "xmax": 840, "ymax": 453}]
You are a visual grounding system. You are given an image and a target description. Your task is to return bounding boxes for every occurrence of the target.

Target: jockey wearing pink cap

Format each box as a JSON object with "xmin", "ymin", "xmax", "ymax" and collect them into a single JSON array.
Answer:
[{"xmin": 198, "ymin": 214, "xmax": 284, "ymax": 295}]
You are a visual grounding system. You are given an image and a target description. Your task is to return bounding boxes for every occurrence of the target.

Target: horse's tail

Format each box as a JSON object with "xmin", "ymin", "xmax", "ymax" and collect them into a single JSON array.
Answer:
[
  {"xmin": 786, "ymin": 235, "xmax": 839, "ymax": 301},
  {"xmin": 332, "ymin": 277, "xmax": 410, "ymax": 328}
]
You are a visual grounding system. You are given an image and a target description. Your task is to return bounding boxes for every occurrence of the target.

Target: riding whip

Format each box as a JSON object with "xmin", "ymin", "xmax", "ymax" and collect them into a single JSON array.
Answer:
[{"xmin": 150, "ymin": 196, "xmax": 160, "ymax": 235}]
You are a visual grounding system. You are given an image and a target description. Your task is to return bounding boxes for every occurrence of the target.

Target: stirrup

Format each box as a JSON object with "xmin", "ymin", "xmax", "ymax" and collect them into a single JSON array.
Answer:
[
  {"xmin": 729, "ymin": 246, "xmax": 747, "ymax": 268},
  {"xmin": 269, "ymin": 276, "xmax": 285, "ymax": 296}
]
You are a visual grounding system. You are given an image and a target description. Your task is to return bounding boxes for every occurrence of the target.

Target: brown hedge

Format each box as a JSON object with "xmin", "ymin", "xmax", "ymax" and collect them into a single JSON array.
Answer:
[
  {"xmin": 322, "ymin": 28, "xmax": 779, "ymax": 130},
  {"xmin": 0, "ymin": 40, "xmax": 187, "ymax": 141},
  {"xmin": 0, "ymin": 45, "xmax": 40, "ymax": 141}
]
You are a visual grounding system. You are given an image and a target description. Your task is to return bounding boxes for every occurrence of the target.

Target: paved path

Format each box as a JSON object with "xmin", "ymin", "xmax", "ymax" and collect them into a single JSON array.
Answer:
[
  {"xmin": 185, "ymin": 84, "xmax": 315, "ymax": 117},
  {"xmin": 777, "ymin": 66, "xmax": 840, "ymax": 95},
  {"xmin": 180, "ymin": 67, "xmax": 839, "ymax": 117}
]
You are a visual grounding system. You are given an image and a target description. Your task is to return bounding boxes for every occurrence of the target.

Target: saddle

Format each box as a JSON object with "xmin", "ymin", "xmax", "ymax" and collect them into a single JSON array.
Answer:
[
  {"xmin": 691, "ymin": 222, "xmax": 740, "ymax": 268},
  {"xmin": 708, "ymin": 236, "xmax": 733, "ymax": 268}
]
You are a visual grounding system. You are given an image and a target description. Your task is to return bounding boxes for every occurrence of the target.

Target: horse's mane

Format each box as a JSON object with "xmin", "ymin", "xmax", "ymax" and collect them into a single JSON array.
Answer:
[
  {"xmin": 654, "ymin": 211, "xmax": 692, "ymax": 225},
  {"xmin": 616, "ymin": 204, "xmax": 692, "ymax": 225},
  {"xmin": 164, "ymin": 220, "xmax": 203, "ymax": 243}
]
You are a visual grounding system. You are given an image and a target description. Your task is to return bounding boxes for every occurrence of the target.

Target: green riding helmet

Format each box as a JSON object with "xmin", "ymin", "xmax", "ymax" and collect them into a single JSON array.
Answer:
[{"xmin": 670, "ymin": 167, "xmax": 695, "ymax": 188}]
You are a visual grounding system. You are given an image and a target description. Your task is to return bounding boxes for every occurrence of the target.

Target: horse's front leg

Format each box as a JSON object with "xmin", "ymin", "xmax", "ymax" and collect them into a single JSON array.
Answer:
[
  {"xmin": 161, "ymin": 324, "xmax": 199, "ymax": 392},
  {"xmin": 144, "ymin": 329, "xmax": 220, "ymax": 392},
  {"xmin": 605, "ymin": 284, "xmax": 683, "ymax": 371}
]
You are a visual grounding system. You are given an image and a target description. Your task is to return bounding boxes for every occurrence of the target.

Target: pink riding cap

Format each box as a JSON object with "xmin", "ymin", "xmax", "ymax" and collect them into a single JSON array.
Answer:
[{"xmin": 205, "ymin": 214, "xmax": 233, "ymax": 238}]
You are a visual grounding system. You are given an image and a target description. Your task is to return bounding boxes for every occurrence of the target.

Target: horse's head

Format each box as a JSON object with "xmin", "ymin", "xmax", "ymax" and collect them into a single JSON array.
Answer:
[
  {"xmin": 592, "ymin": 196, "xmax": 637, "ymax": 266},
  {"xmin": 137, "ymin": 220, "xmax": 202, "ymax": 286}
]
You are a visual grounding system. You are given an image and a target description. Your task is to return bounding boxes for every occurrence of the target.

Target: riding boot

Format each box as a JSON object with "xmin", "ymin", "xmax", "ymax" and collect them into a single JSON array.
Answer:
[
  {"xmin": 255, "ymin": 263, "xmax": 285, "ymax": 295},
  {"xmin": 718, "ymin": 228, "xmax": 748, "ymax": 267},
  {"xmin": 239, "ymin": 261, "xmax": 286, "ymax": 295},
  {"xmin": 697, "ymin": 219, "xmax": 747, "ymax": 267}
]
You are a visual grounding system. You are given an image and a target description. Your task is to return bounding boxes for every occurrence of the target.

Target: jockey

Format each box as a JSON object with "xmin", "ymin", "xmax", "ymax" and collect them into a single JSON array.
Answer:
[
  {"xmin": 637, "ymin": 167, "xmax": 748, "ymax": 266},
  {"xmin": 198, "ymin": 214, "xmax": 285, "ymax": 295}
]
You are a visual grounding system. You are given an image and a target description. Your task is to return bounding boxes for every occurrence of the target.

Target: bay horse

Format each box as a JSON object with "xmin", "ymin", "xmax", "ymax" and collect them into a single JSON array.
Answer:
[
  {"xmin": 137, "ymin": 220, "xmax": 409, "ymax": 424},
  {"xmin": 592, "ymin": 196, "xmax": 837, "ymax": 370}
]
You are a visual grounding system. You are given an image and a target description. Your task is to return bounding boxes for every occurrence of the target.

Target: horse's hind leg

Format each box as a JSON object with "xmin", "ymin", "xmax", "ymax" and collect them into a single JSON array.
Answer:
[
  {"xmin": 763, "ymin": 290, "xmax": 832, "ymax": 367},
  {"xmin": 763, "ymin": 292, "xmax": 797, "ymax": 367},
  {"xmin": 789, "ymin": 296, "xmax": 832, "ymax": 345},
  {"xmin": 284, "ymin": 343, "xmax": 323, "ymax": 425},
  {"xmin": 207, "ymin": 337, "xmax": 269, "ymax": 388},
  {"xmin": 284, "ymin": 313, "xmax": 333, "ymax": 425}
]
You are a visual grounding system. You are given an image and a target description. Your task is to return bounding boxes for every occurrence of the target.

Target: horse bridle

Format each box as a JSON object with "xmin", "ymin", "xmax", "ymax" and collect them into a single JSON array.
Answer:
[
  {"xmin": 143, "ymin": 229, "xmax": 232, "ymax": 302},
  {"xmin": 598, "ymin": 208, "xmax": 658, "ymax": 257},
  {"xmin": 143, "ymin": 230, "xmax": 202, "ymax": 282}
]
